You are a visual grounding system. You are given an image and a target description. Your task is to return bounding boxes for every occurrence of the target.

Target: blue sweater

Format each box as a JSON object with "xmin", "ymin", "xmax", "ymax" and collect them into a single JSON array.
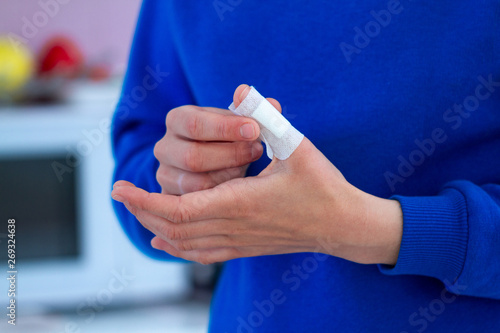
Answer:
[{"xmin": 112, "ymin": 1, "xmax": 500, "ymax": 332}]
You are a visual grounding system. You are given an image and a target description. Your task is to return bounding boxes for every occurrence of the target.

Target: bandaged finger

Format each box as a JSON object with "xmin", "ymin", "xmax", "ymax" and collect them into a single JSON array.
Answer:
[{"xmin": 228, "ymin": 86, "xmax": 304, "ymax": 160}]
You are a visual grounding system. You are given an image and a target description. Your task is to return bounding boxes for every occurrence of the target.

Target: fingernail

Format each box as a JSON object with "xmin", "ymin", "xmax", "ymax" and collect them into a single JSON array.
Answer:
[
  {"xmin": 111, "ymin": 192, "xmax": 125, "ymax": 202},
  {"xmin": 113, "ymin": 182, "xmax": 127, "ymax": 189},
  {"xmin": 251, "ymin": 141, "xmax": 263, "ymax": 159},
  {"xmin": 239, "ymin": 85, "xmax": 251, "ymax": 102},
  {"xmin": 240, "ymin": 123, "xmax": 256, "ymax": 139}
]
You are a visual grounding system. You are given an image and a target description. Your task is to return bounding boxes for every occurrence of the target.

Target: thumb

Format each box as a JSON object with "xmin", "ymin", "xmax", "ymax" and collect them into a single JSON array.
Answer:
[
  {"xmin": 257, "ymin": 136, "xmax": 320, "ymax": 177},
  {"xmin": 231, "ymin": 85, "xmax": 319, "ymax": 175}
]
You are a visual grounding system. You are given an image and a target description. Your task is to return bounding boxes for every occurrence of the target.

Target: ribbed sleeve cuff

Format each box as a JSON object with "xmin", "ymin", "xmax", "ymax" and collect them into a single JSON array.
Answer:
[{"xmin": 378, "ymin": 188, "xmax": 468, "ymax": 283}]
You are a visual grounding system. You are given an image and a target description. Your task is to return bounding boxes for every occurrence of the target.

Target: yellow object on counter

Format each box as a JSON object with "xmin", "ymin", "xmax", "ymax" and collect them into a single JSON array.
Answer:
[{"xmin": 0, "ymin": 36, "xmax": 35, "ymax": 97}]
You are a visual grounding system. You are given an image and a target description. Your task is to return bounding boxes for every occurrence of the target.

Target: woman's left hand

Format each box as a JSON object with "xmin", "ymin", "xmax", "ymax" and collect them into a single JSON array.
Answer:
[{"xmin": 111, "ymin": 85, "xmax": 403, "ymax": 265}]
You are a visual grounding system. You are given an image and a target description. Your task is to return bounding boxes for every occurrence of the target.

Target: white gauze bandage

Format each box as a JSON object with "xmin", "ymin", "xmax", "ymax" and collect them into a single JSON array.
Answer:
[{"xmin": 228, "ymin": 86, "xmax": 304, "ymax": 160}]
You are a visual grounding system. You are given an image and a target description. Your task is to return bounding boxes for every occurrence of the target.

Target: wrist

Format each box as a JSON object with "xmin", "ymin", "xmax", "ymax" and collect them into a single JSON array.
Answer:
[
  {"xmin": 363, "ymin": 193, "xmax": 403, "ymax": 265},
  {"xmin": 316, "ymin": 183, "xmax": 403, "ymax": 265}
]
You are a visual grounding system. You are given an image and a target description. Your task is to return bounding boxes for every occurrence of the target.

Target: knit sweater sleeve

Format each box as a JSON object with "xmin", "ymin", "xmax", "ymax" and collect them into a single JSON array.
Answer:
[
  {"xmin": 379, "ymin": 180, "xmax": 500, "ymax": 299},
  {"xmin": 111, "ymin": 0, "xmax": 192, "ymax": 262}
]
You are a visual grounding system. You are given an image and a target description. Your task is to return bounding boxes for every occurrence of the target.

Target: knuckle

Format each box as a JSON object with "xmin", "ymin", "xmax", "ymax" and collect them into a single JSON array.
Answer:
[
  {"xmin": 234, "ymin": 142, "xmax": 253, "ymax": 165},
  {"xmin": 153, "ymin": 140, "xmax": 163, "ymax": 160},
  {"xmin": 232, "ymin": 145, "xmax": 243, "ymax": 166},
  {"xmin": 186, "ymin": 113, "xmax": 204, "ymax": 139},
  {"xmin": 161, "ymin": 224, "xmax": 180, "ymax": 241},
  {"xmin": 176, "ymin": 239, "xmax": 193, "ymax": 252},
  {"xmin": 215, "ymin": 120, "xmax": 229, "ymax": 140},
  {"xmin": 159, "ymin": 225, "xmax": 190, "ymax": 247},
  {"xmin": 183, "ymin": 143, "xmax": 204, "ymax": 172},
  {"xmin": 163, "ymin": 226, "xmax": 176, "ymax": 240},
  {"xmin": 223, "ymin": 180, "xmax": 253, "ymax": 216},
  {"xmin": 205, "ymin": 172, "xmax": 225, "ymax": 188},
  {"xmin": 207, "ymin": 167, "xmax": 239, "ymax": 186},
  {"xmin": 155, "ymin": 165, "xmax": 170, "ymax": 188},
  {"xmin": 155, "ymin": 166, "xmax": 163, "ymax": 185},
  {"xmin": 170, "ymin": 198, "xmax": 193, "ymax": 224},
  {"xmin": 185, "ymin": 177, "xmax": 212, "ymax": 193},
  {"xmin": 165, "ymin": 108, "xmax": 179, "ymax": 128}
]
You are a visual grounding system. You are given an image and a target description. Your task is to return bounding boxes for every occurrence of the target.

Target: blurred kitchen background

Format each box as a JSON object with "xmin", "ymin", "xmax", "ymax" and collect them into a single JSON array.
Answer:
[{"xmin": 0, "ymin": 1, "xmax": 217, "ymax": 332}]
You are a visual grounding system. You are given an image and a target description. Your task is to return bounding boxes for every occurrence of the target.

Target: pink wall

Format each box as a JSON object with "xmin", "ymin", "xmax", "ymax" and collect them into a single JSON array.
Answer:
[{"xmin": 0, "ymin": 0, "xmax": 143, "ymax": 74}]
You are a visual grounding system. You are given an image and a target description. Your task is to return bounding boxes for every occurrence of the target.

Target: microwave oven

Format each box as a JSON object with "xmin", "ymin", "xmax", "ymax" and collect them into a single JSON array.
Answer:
[{"xmin": 0, "ymin": 86, "xmax": 189, "ymax": 314}]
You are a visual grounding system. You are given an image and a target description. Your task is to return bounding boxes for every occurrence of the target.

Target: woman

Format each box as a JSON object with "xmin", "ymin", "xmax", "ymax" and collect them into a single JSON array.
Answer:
[{"xmin": 111, "ymin": 1, "xmax": 500, "ymax": 331}]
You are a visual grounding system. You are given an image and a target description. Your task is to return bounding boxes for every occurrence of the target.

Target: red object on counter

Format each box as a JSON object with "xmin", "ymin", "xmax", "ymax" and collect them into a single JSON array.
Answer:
[{"xmin": 38, "ymin": 36, "xmax": 84, "ymax": 78}]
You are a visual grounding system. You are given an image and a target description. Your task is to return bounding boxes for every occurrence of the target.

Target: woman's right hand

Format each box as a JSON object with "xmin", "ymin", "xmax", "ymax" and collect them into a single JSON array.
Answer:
[{"xmin": 154, "ymin": 89, "xmax": 281, "ymax": 194}]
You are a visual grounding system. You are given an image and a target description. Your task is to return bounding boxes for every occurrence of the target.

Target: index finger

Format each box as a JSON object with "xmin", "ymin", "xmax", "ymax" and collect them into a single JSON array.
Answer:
[
  {"xmin": 171, "ymin": 106, "xmax": 260, "ymax": 142},
  {"xmin": 112, "ymin": 180, "xmax": 242, "ymax": 223}
]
